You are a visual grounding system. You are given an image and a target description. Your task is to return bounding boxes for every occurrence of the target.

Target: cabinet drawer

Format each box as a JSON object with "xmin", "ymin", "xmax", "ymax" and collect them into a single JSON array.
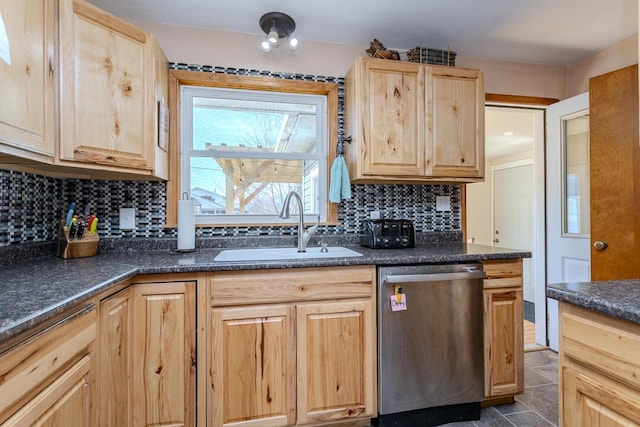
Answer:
[
  {"xmin": 561, "ymin": 303, "xmax": 640, "ymax": 391},
  {"xmin": 0, "ymin": 307, "xmax": 95, "ymax": 422},
  {"xmin": 2, "ymin": 355, "xmax": 92, "ymax": 427},
  {"xmin": 210, "ymin": 266, "xmax": 375, "ymax": 306},
  {"xmin": 482, "ymin": 259, "xmax": 522, "ymax": 279},
  {"xmin": 483, "ymin": 277, "xmax": 522, "ymax": 290}
]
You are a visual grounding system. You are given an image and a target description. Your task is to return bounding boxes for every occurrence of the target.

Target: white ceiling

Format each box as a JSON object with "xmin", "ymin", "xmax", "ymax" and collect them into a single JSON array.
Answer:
[
  {"xmin": 87, "ymin": 0, "xmax": 637, "ymax": 66},
  {"xmin": 485, "ymin": 108, "xmax": 535, "ymax": 160}
]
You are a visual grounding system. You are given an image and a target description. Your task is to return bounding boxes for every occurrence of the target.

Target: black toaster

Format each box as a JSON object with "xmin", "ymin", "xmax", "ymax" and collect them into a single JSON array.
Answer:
[{"xmin": 361, "ymin": 219, "xmax": 415, "ymax": 249}]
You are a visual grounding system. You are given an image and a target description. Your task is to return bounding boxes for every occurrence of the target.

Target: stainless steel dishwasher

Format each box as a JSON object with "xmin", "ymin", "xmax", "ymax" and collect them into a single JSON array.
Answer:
[{"xmin": 377, "ymin": 263, "xmax": 486, "ymax": 426}]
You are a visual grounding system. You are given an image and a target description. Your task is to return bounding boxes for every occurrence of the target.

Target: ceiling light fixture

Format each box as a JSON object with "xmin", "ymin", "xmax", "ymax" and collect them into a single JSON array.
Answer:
[
  {"xmin": 259, "ymin": 12, "xmax": 299, "ymax": 52},
  {"xmin": 503, "ymin": 131, "xmax": 515, "ymax": 136}
]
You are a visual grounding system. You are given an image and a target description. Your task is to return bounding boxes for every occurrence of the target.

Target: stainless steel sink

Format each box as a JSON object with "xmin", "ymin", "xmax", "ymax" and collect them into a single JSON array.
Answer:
[{"xmin": 213, "ymin": 246, "xmax": 363, "ymax": 262}]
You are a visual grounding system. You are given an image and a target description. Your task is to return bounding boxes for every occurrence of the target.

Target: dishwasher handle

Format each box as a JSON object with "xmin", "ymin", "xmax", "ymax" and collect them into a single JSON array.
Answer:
[{"xmin": 383, "ymin": 269, "xmax": 486, "ymax": 284}]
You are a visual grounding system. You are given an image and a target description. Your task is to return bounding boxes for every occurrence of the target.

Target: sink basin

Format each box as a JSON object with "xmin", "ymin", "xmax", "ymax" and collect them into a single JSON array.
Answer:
[{"xmin": 214, "ymin": 246, "xmax": 363, "ymax": 262}]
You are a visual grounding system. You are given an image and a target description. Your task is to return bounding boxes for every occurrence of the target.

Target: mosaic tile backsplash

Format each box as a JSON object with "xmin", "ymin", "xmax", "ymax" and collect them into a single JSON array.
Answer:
[
  {"xmin": 0, "ymin": 168, "xmax": 460, "ymax": 246},
  {"xmin": 0, "ymin": 63, "xmax": 461, "ymax": 247}
]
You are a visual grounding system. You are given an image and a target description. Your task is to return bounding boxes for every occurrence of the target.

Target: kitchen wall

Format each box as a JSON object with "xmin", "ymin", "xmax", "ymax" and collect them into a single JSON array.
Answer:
[
  {"xmin": 0, "ymin": 64, "xmax": 462, "ymax": 247},
  {"xmin": 138, "ymin": 21, "xmax": 569, "ymax": 100},
  {"xmin": 139, "ymin": 20, "xmax": 638, "ymax": 101},
  {"xmin": 0, "ymin": 168, "xmax": 461, "ymax": 246},
  {"xmin": 3, "ymin": 19, "xmax": 635, "ymax": 248},
  {"xmin": 566, "ymin": 34, "xmax": 638, "ymax": 97}
]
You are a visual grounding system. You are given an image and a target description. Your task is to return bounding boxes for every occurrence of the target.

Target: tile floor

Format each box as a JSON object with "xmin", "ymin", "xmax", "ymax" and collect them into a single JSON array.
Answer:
[{"xmin": 444, "ymin": 349, "xmax": 559, "ymax": 427}]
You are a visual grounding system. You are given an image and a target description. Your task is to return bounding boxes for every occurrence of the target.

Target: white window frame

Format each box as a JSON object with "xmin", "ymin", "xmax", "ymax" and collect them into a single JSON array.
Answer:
[{"xmin": 180, "ymin": 85, "xmax": 328, "ymax": 225}]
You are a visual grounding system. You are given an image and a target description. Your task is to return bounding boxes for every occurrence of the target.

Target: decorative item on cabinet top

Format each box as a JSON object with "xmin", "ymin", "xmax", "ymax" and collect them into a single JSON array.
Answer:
[
  {"xmin": 366, "ymin": 39, "xmax": 400, "ymax": 60},
  {"xmin": 408, "ymin": 45, "xmax": 456, "ymax": 66}
]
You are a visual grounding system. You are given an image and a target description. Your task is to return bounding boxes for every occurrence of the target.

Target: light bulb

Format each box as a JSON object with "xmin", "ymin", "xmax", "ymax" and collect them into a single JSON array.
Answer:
[
  {"xmin": 267, "ymin": 28, "xmax": 279, "ymax": 45},
  {"xmin": 288, "ymin": 36, "xmax": 299, "ymax": 49},
  {"xmin": 260, "ymin": 39, "xmax": 272, "ymax": 52}
]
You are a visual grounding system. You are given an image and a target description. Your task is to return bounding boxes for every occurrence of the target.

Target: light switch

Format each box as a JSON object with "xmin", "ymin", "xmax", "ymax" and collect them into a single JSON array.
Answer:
[
  {"xmin": 119, "ymin": 208, "xmax": 136, "ymax": 230},
  {"xmin": 436, "ymin": 196, "xmax": 451, "ymax": 212}
]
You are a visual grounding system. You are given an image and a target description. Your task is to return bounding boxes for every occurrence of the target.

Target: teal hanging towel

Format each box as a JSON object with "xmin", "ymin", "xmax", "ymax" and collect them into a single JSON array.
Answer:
[{"xmin": 329, "ymin": 155, "xmax": 351, "ymax": 203}]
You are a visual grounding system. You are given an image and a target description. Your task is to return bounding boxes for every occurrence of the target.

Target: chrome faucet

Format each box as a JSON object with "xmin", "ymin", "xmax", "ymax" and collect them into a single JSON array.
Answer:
[{"xmin": 279, "ymin": 191, "xmax": 319, "ymax": 252}]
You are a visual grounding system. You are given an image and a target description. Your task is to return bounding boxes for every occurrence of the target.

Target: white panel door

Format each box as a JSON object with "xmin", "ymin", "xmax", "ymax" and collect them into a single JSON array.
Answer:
[
  {"xmin": 493, "ymin": 162, "xmax": 534, "ymax": 302},
  {"xmin": 546, "ymin": 92, "xmax": 590, "ymax": 351}
]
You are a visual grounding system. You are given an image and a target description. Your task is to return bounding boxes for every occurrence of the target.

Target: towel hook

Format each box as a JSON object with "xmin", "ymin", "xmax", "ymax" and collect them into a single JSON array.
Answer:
[{"xmin": 336, "ymin": 135, "xmax": 352, "ymax": 157}]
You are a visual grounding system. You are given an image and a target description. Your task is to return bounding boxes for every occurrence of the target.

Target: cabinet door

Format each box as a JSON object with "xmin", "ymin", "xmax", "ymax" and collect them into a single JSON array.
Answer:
[
  {"xmin": 58, "ymin": 0, "xmax": 153, "ymax": 170},
  {"xmin": 563, "ymin": 366, "xmax": 640, "ymax": 426},
  {"xmin": 2, "ymin": 355, "xmax": 92, "ymax": 427},
  {"xmin": 296, "ymin": 300, "xmax": 375, "ymax": 425},
  {"xmin": 98, "ymin": 288, "xmax": 132, "ymax": 426},
  {"xmin": 426, "ymin": 67, "xmax": 484, "ymax": 178},
  {"xmin": 483, "ymin": 286, "xmax": 524, "ymax": 397},
  {"xmin": 131, "ymin": 282, "xmax": 196, "ymax": 427},
  {"xmin": 211, "ymin": 305, "xmax": 296, "ymax": 427},
  {"xmin": 0, "ymin": 0, "xmax": 55, "ymax": 161},
  {"xmin": 362, "ymin": 59, "xmax": 425, "ymax": 176}
]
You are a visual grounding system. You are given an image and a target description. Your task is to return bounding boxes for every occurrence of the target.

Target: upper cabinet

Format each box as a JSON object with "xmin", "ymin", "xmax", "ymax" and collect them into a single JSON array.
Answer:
[
  {"xmin": 0, "ymin": 0, "xmax": 168, "ymax": 179},
  {"xmin": 427, "ymin": 66, "xmax": 484, "ymax": 178},
  {"xmin": 57, "ymin": 0, "xmax": 168, "ymax": 178},
  {"xmin": 345, "ymin": 57, "xmax": 484, "ymax": 183},
  {"xmin": 0, "ymin": 0, "xmax": 56, "ymax": 163}
]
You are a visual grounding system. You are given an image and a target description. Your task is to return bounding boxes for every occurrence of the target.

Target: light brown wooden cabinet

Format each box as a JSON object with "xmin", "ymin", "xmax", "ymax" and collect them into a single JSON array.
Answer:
[
  {"xmin": 98, "ymin": 287, "xmax": 132, "ymax": 426},
  {"xmin": 296, "ymin": 300, "xmax": 374, "ymax": 425},
  {"xmin": 57, "ymin": 0, "xmax": 168, "ymax": 178},
  {"xmin": 98, "ymin": 281, "xmax": 196, "ymax": 427},
  {"xmin": 559, "ymin": 302, "xmax": 640, "ymax": 426},
  {"xmin": 208, "ymin": 266, "xmax": 377, "ymax": 427},
  {"xmin": 0, "ymin": 0, "xmax": 168, "ymax": 179},
  {"xmin": 211, "ymin": 304, "xmax": 296, "ymax": 427},
  {"xmin": 482, "ymin": 259, "xmax": 524, "ymax": 399},
  {"xmin": 0, "ymin": 0, "xmax": 56, "ymax": 163},
  {"xmin": 0, "ymin": 308, "xmax": 96, "ymax": 426},
  {"xmin": 427, "ymin": 66, "xmax": 484, "ymax": 178},
  {"xmin": 345, "ymin": 56, "xmax": 484, "ymax": 183}
]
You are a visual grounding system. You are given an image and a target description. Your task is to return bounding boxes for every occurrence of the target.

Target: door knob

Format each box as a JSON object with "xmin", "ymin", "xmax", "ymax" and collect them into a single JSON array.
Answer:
[{"xmin": 593, "ymin": 241, "xmax": 608, "ymax": 251}]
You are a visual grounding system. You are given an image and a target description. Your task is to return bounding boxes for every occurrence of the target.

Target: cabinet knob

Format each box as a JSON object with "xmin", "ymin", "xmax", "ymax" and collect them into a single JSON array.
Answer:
[
  {"xmin": 493, "ymin": 238, "xmax": 499, "ymax": 243},
  {"xmin": 593, "ymin": 240, "xmax": 608, "ymax": 251}
]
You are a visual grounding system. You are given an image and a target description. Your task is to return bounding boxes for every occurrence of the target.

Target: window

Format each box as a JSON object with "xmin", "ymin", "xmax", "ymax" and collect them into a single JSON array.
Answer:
[
  {"xmin": 180, "ymin": 86, "xmax": 328, "ymax": 225},
  {"xmin": 561, "ymin": 112, "xmax": 590, "ymax": 236}
]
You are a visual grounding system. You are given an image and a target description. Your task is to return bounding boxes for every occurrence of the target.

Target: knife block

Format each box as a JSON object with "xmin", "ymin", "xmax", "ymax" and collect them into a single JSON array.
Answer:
[{"xmin": 55, "ymin": 220, "xmax": 99, "ymax": 259}]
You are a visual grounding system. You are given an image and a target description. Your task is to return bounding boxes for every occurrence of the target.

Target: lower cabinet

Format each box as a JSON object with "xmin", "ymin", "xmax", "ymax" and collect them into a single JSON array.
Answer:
[
  {"xmin": 0, "ymin": 308, "xmax": 96, "ymax": 426},
  {"xmin": 296, "ymin": 300, "xmax": 374, "ymax": 425},
  {"xmin": 482, "ymin": 259, "xmax": 524, "ymax": 399},
  {"xmin": 2, "ymin": 268, "xmax": 376, "ymax": 426},
  {"xmin": 209, "ymin": 266, "xmax": 377, "ymax": 427},
  {"xmin": 211, "ymin": 304, "xmax": 296, "ymax": 427},
  {"xmin": 559, "ymin": 302, "xmax": 640, "ymax": 426},
  {"xmin": 99, "ymin": 280, "xmax": 196, "ymax": 427}
]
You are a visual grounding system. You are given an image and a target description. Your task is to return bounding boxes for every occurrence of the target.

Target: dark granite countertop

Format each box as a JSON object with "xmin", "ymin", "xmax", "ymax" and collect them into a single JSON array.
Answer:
[
  {"xmin": 547, "ymin": 280, "xmax": 640, "ymax": 325},
  {"xmin": 1, "ymin": 242, "xmax": 529, "ymax": 345}
]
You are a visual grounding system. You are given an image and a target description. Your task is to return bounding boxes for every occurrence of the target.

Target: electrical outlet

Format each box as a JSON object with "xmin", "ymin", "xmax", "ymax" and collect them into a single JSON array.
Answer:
[
  {"xmin": 369, "ymin": 210, "xmax": 381, "ymax": 219},
  {"xmin": 119, "ymin": 208, "xmax": 136, "ymax": 230},
  {"xmin": 436, "ymin": 196, "xmax": 451, "ymax": 212}
]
